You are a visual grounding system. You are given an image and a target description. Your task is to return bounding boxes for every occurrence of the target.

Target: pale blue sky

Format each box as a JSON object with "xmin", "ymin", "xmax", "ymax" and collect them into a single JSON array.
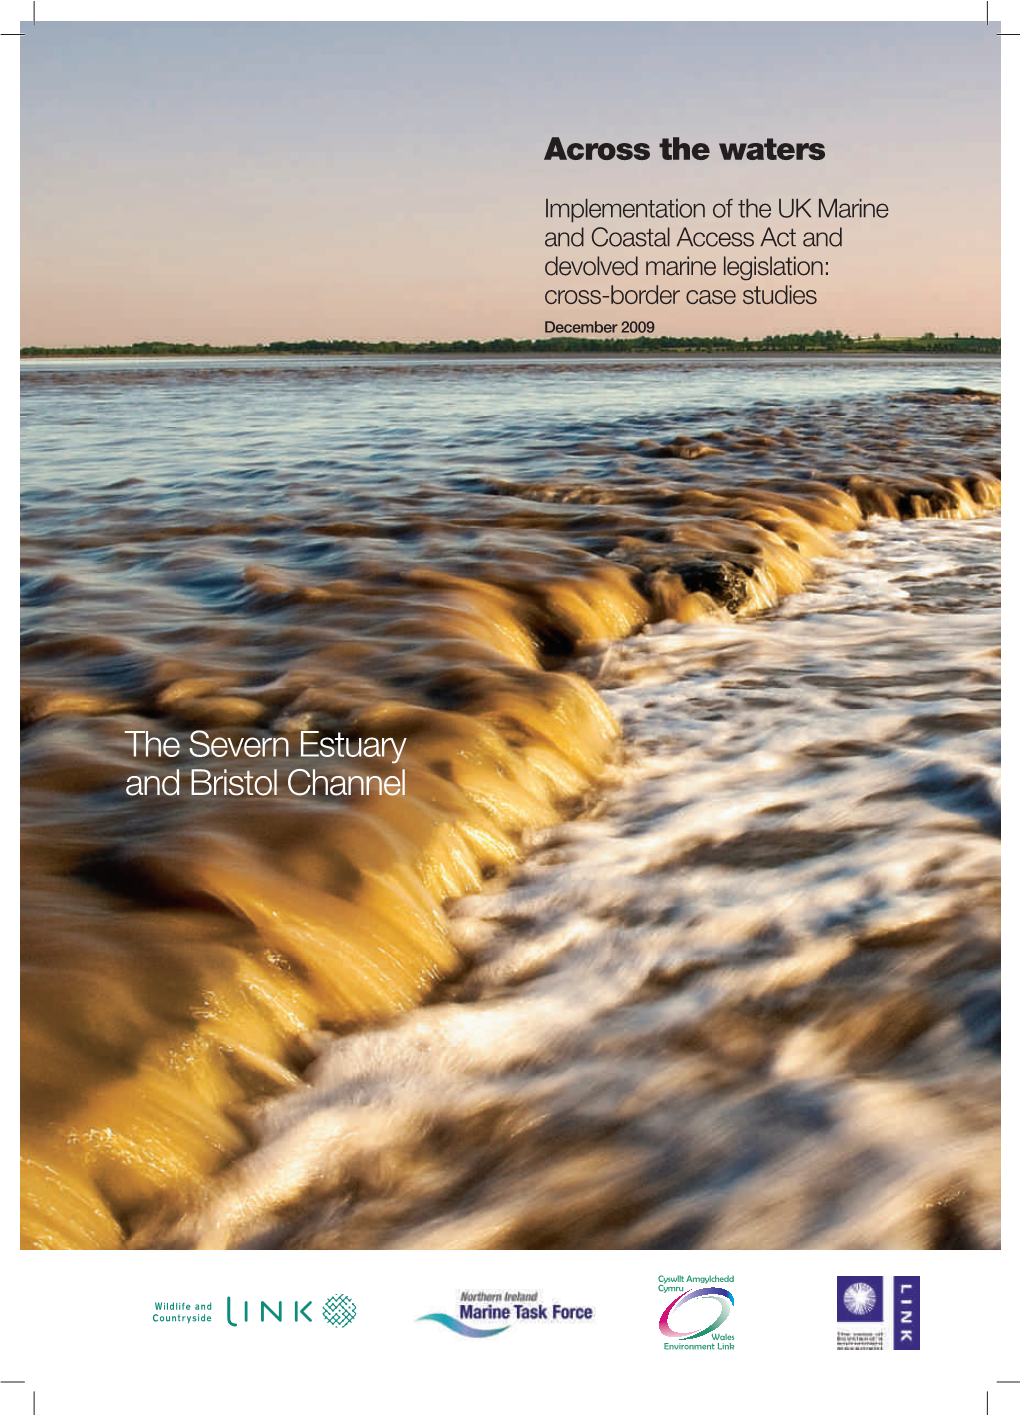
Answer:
[{"xmin": 21, "ymin": 22, "xmax": 1000, "ymax": 342}]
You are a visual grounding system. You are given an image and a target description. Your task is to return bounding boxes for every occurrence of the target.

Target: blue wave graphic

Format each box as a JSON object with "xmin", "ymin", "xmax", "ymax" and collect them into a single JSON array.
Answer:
[{"xmin": 417, "ymin": 1312, "xmax": 510, "ymax": 1338}]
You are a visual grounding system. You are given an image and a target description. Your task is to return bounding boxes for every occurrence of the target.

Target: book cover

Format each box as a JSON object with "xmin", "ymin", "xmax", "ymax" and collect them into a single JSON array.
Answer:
[{"xmin": 10, "ymin": 3, "xmax": 1009, "ymax": 1410}]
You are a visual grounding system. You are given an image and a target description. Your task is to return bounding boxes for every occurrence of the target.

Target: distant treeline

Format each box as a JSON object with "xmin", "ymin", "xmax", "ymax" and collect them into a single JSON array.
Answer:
[{"xmin": 21, "ymin": 332, "xmax": 1001, "ymax": 357}]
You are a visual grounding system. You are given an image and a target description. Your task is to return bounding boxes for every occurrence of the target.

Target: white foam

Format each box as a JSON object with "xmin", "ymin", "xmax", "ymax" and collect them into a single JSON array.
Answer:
[{"xmin": 153, "ymin": 515, "xmax": 999, "ymax": 1251}]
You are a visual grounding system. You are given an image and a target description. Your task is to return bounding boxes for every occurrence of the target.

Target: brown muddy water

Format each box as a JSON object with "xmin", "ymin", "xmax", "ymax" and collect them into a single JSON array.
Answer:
[{"xmin": 20, "ymin": 357, "xmax": 1000, "ymax": 1249}]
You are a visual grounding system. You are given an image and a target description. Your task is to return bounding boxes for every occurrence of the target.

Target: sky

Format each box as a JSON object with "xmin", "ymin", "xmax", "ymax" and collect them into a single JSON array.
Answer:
[{"xmin": 18, "ymin": 17, "xmax": 1000, "ymax": 344}]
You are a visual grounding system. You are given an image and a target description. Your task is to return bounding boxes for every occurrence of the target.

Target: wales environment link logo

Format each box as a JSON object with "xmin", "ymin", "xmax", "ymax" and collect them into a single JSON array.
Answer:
[{"xmin": 659, "ymin": 1286, "xmax": 735, "ymax": 1344}]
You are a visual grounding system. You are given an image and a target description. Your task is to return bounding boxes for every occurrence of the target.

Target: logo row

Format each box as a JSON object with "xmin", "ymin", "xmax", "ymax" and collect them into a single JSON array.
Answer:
[{"xmin": 151, "ymin": 1274, "xmax": 919, "ymax": 1352}]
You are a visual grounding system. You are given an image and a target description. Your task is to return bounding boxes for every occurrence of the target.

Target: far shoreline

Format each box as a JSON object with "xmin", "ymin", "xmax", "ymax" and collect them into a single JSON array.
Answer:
[
  {"xmin": 20, "ymin": 348, "xmax": 1002, "ymax": 362},
  {"xmin": 19, "ymin": 334, "xmax": 1002, "ymax": 361}
]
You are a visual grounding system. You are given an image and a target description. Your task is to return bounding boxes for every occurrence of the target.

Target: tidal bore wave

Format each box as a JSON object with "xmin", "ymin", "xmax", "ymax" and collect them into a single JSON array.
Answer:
[{"xmin": 21, "ymin": 381, "xmax": 1000, "ymax": 1249}]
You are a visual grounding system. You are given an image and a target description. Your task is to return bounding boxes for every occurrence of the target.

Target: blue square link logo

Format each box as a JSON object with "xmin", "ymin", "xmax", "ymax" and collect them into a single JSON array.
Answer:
[
  {"xmin": 892, "ymin": 1276, "xmax": 920, "ymax": 1350},
  {"xmin": 837, "ymin": 1277, "xmax": 884, "ymax": 1322}
]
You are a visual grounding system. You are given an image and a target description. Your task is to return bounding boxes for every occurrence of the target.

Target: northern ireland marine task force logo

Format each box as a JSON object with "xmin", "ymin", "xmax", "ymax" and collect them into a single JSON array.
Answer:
[{"xmin": 418, "ymin": 1290, "xmax": 594, "ymax": 1338}]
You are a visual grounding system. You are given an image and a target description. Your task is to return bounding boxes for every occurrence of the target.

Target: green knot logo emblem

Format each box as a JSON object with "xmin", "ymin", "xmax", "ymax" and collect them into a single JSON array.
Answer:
[{"xmin": 322, "ymin": 1294, "xmax": 357, "ymax": 1328}]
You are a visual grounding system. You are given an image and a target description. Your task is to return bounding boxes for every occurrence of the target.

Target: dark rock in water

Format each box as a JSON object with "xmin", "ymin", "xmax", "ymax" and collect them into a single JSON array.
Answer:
[
  {"xmin": 677, "ymin": 559, "xmax": 751, "ymax": 612},
  {"xmin": 645, "ymin": 441, "xmax": 719, "ymax": 460}
]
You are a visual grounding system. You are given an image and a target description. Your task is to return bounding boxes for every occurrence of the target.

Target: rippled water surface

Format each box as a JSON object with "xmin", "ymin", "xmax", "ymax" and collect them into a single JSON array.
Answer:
[{"xmin": 20, "ymin": 356, "xmax": 1000, "ymax": 1249}]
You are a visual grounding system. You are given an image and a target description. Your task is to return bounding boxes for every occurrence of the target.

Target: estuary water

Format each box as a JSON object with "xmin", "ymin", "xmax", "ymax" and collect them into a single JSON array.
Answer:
[{"xmin": 20, "ymin": 355, "xmax": 1001, "ymax": 1249}]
